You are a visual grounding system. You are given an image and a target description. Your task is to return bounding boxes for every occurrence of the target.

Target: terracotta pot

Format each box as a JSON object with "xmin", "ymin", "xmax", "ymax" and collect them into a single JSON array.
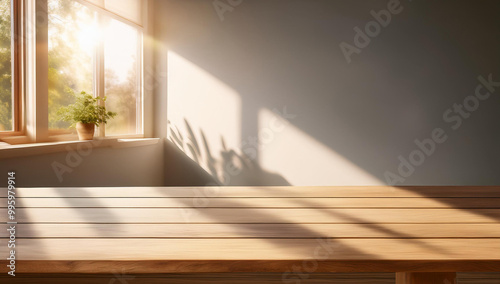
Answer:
[{"xmin": 76, "ymin": 122, "xmax": 95, "ymax": 141}]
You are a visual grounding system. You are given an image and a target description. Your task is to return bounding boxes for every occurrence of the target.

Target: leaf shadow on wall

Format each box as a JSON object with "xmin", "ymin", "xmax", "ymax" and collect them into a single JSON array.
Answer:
[{"xmin": 168, "ymin": 119, "xmax": 290, "ymax": 186}]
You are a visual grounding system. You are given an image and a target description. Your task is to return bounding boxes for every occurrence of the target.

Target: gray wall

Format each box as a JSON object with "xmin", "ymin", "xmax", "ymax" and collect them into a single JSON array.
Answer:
[
  {"xmin": 2, "ymin": 0, "xmax": 499, "ymax": 187},
  {"xmin": 155, "ymin": 0, "xmax": 500, "ymax": 186},
  {"xmin": 0, "ymin": 143, "xmax": 164, "ymax": 187}
]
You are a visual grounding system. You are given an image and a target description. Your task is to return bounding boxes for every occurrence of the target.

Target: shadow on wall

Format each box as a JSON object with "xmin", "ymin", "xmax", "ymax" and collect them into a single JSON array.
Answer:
[
  {"xmin": 159, "ymin": 0, "xmax": 500, "ymax": 186},
  {"xmin": 167, "ymin": 119, "xmax": 290, "ymax": 186}
]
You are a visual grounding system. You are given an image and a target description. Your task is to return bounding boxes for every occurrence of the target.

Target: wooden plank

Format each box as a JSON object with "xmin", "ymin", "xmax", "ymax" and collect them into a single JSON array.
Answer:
[
  {"xmin": 0, "ymin": 273, "xmax": 395, "ymax": 284},
  {"xmin": 3, "ymin": 197, "xmax": 500, "ymax": 208},
  {"xmin": 0, "ymin": 238, "xmax": 499, "ymax": 261},
  {"xmin": 1, "ymin": 260, "xmax": 499, "ymax": 274},
  {"xmin": 3, "ymin": 186, "xmax": 500, "ymax": 198},
  {"xmin": 396, "ymin": 272, "xmax": 456, "ymax": 284},
  {"xmin": 0, "ymin": 279, "xmax": 395, "ymax": 284},
  {"xmin": 0, "ymin": 273, "xmax": 395, "ymax": 279},
  {"xmin": 0, "ymin": 277, "xmax": 395, "ymax": 284},
  {"xmin": 2, "ymin": 208, "xmax": 499, "ymax": 223},
  {"xmin": 459, "ymin": 280, "xmax": 500, "ymax": 284},
  {"xmin": 2, "ymin": 223, "xmax": 500, "ymax": 238},
  {"xmin": 0, "ymin": 271, "xmax": 394, "ymax": 284},
  {"xmin": 459, "ymin": 272, "xmax": 500, "ymax": 279}
]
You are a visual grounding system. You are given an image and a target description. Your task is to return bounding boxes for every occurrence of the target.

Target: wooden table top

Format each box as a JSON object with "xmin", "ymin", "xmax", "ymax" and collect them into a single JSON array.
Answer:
[{"xmin": 1, "ymin": 186, "xmax": 500, "ymax": 273}]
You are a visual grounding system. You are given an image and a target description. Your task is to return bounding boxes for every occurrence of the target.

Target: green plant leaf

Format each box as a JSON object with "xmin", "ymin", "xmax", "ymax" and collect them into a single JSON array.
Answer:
[{"xmin": 57, "ymin": 90, "xmax": 117, "ymax": 127}]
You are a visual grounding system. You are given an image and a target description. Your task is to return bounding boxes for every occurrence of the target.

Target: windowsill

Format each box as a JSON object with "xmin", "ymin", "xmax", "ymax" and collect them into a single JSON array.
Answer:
[{"xmin": 0, "ymin": 138, "xmax": 160, "ymax": 160}]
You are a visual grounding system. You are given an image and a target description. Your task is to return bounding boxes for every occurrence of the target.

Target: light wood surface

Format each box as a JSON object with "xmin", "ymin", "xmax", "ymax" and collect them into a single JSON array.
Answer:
[
  {"xmin": 2, "ymin": 208, "xmax": 499, "ymax": 223},
  {"xmin": 1, "ymin": 223, "xmax": 499, "ymax": 238},
  {"xmin": 10, "ymin": 186, "xmax": 500, "ymax": 198},
  {"xmin": 3, "ymin": 197, "xmax": 500, "ymax": 208},
  {"xmin": 0, "ymin": 186, "xmax": 499, "ymax": 276},
  {"xmin": 2, "ymin": 238, "xmax": 499, "ymax": 260}
]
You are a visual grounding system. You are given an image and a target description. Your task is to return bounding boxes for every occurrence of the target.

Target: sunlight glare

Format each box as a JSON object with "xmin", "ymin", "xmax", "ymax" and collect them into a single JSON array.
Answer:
[{"xmin": 77, "ymin": 21, "xmax": 100, "ymax": 53}]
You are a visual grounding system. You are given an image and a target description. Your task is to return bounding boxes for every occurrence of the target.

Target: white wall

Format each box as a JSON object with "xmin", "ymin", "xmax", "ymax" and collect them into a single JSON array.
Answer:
[{"xmin": 155, "ymin": 0, "xmax": 500, "ymax": 186}]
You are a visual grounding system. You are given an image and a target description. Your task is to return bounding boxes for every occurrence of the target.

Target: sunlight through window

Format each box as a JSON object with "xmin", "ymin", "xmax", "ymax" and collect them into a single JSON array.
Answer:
[
  {"xmin": 48, "ymin": 0, "xmax": 94, "ymax": 130},
  {"xmin": 104, "ymin": 18, "xmax": 142, "ymax": 135},
  {"xmin": 48, "ymin": 0, "xmax": 142, "ymax": 135}
]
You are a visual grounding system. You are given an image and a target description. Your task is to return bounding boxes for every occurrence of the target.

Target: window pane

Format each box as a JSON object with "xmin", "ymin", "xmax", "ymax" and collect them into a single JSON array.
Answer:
[
  {"xmin": 104, "ymin": 17, "xmax": 142, "ymax": 135},
  {"xmin": 0, "ymin": 0, "xmax": 12, "ymax": 131},
  {"xmin": 48, "ymin": 0, "xmax": 95, "ymax": 129}
]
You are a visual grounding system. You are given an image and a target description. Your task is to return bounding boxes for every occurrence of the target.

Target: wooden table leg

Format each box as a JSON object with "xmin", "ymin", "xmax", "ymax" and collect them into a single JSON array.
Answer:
[{"xmin": 396, "ymin": 272, "xmax": 457, "ymax": 284}]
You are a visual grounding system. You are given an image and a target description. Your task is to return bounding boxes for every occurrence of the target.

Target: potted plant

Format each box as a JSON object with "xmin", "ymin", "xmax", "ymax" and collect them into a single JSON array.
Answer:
[{"xmin": 58, "ymin": 91, "xmax": 117, "ymax": 141}]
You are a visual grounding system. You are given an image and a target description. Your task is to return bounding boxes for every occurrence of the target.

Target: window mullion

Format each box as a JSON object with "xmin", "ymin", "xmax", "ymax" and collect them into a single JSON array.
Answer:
[
  {"xmin": 94, "ymin": 12, "xmax": 105, "ymax": 137},
  {"xmin": 16, "ymin": 0, "xmax": 24, "ymax": 134},
  {"xmin": 136, "ymin": 31, "xmax": 142, "ymax": 134},
  {"xmin": 11, "ymin": 0, "xmax": 18, "ymax": 132},
  {"xmin": 25, "ymin": 0, "xmax": 48, "ymax": 142}
]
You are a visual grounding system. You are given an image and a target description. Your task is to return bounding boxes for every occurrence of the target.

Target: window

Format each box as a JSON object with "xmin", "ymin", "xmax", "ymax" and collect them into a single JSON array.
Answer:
[
  {"xmin": 104, "ymin": 18, "xmax": 142, "ymax": 135},
  {"xmin": 48, "ymin": 0, "xmax": 95, "ymax": 130},
  {"xmin": 48, "ymin": 0, "xmax": 143, "ymax": 136},
  {"xmin": 0, "ymin": 0, "xmax": 147, "ymax": 143}
]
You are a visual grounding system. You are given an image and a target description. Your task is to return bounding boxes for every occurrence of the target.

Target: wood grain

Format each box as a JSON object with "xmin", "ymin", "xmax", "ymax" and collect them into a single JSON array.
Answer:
[
  {"xmin": 3, "ymin": 197, "xmax": 500, "ymax": 208},
  {"xmin": 396, "ymin": 272, "xmax": 457, "ymax": 283},
  {"xmin": 0, "ymin": 273, "xmax": 498, "ymax": 284},
  {"xmin": 0, "ymin": 273, "xmax": 395, "ymax": 284},
  {"xmin": 1, "ymin": 186, "xmax": 499, "ymax": 277},
  {"xmin": 4, "ymin": 186, "xmax": 500, "ymax": 198},
  {"xmin": 1, "ymin": 260, "xmax": 499, "ymax": 274},
  {"xmin": 1, "ymin": 223, "xmax": 499, "ymax": 238},
  {"xmin": 2, "ymin": 208, "xmax": 499, "ymax": 223},
  {"xmin": 0, "ymin": 238, "xmax": 499, "ymax": 260}
]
